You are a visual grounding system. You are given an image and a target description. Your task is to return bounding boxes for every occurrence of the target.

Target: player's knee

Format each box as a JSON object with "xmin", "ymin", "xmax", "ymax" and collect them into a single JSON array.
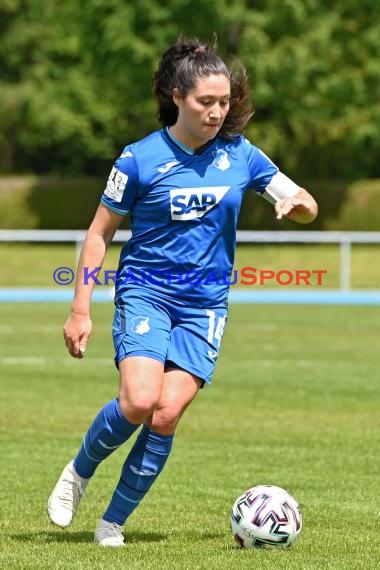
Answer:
[
  {"xmin": 150, "ymin": 406, "xmax": 181, "ymax": 434},
  {"xmin": 118, "ymin": 392, "xmax": 158, "ymax": 424}
]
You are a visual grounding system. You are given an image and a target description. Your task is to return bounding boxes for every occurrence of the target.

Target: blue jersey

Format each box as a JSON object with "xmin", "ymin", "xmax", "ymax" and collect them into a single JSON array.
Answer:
[{"xmin": 101, "ymin": 128, "xmax": 278, "ymax": 307}]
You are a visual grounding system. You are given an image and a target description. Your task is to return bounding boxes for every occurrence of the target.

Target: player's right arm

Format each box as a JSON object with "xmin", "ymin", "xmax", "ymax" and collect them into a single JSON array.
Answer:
[
  {"xmin": 64, "ymin": 145, "xmax": 139, "ymax": 359},
  {"xmin": 64, "ymin": 204, "xmax": 124, "ymax": 359}
]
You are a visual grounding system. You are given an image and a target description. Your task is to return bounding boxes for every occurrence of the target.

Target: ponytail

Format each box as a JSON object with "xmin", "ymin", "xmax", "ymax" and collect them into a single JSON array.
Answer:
[{"xmin": 153, "ymin": 37, "xmax": 253, "ymax": 136}]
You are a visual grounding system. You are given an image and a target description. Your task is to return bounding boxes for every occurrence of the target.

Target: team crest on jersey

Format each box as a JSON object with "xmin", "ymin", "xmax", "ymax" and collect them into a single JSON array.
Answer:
[
  {"xmin": 170, "ymin": 186, "xmax": 230, "ymax": 220},
  {"xmin": 131, "ymin": 316, "xmax": 150, "ymax": 335},
  {"xmin": 212, "ymin": 150, "xmax": 230, "ymax": 171}
]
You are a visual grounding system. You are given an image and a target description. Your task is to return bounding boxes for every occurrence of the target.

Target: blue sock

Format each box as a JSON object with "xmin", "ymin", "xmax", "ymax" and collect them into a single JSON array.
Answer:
[
  {"xmin": 102, "ymin": 424, "xmax": 174, "ymax": 525},
  {"xmin": 73, "ymin": 398, "xmax": 140, "ymax": 479}
]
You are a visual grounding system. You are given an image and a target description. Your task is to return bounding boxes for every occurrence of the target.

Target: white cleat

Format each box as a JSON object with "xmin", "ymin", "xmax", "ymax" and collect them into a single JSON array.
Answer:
[
  {"xmin": 47, "ymin": 460, "xmax": 90, "ymax": 528},
  {"xmin": 94, "ymin": 519, "xmax": 125, "ymax": 547}
]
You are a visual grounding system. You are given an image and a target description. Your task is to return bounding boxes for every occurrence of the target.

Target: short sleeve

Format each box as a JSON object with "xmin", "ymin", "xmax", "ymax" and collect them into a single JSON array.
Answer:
[
  {"xmin": 243, "ymin": 138, "xmax": 279, "ymax": 193},
  {"xmin": 101, "ymin": 147, "xmax": 140, "ymax": 215}
]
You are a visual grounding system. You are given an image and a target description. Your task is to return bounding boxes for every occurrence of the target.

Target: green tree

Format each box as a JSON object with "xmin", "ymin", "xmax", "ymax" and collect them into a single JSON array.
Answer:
[
  {"xmin": 0, "ymin": 0, "xmax": 379, "ymax": 180},
  {"xmin": 0, "ymin": 0, "xmax": 226, "ymax": 174},
  {"xmin": 217, "ymin": 0, "xmax": 380, "ymax": 180}
]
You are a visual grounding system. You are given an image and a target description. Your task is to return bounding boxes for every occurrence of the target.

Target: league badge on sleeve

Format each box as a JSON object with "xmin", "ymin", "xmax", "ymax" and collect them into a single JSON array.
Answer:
[{"xmin": 105, "ymin": 167, "xmax": 129, "ymax": 202}]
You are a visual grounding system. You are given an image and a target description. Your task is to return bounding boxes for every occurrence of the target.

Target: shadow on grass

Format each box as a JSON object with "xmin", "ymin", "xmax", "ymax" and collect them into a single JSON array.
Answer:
[{"xmin": 10, "ymin": 530, "xmax": 167, "ymax": 544}]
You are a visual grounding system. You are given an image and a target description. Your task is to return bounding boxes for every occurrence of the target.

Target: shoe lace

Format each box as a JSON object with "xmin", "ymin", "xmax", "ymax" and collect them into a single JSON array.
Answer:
[
  {"xmin": 99, "ymin": 521, "xmax": 123, "ymax": 541},
  {"xmin": 107, "ymin": 522, "xmax": 123, "ymax": 539},
  {"xmin": 58, "ymin": 478, "xmax": 85, "ymax": 510}
]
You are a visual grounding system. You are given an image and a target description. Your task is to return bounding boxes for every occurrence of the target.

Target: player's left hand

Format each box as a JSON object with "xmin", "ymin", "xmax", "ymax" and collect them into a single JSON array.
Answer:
[
  {"xmin": 275, "ymin": 196, "xmax": 306, "ymax": 220},
  {"xmin": 275, "ymin": 189, "xmax": 318, "ymax": 224}
]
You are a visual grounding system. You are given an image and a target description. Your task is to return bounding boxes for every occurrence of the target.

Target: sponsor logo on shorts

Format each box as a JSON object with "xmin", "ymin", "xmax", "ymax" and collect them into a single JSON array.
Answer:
[{"xmin": 208, "ymin": 350, "xmax": 219, "ymax": 359}]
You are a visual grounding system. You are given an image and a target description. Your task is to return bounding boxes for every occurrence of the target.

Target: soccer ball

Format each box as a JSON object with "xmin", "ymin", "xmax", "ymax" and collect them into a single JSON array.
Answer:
[{"xmin": 230, "ymin": 485, "xmax": 302, "ymax": 549}]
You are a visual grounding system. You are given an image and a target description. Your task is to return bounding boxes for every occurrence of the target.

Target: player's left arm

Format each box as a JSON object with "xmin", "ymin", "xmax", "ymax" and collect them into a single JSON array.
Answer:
[
  {"xmin": 262, "ymin": 171, "xmax": 318, "ymax": 225},
  {"xmin": 275, "ymin": 188, "xmax": 318, "ymax": 224}
]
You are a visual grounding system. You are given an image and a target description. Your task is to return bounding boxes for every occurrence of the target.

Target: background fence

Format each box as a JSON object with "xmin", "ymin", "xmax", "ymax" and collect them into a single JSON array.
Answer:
[{"xmin": 1, "ymin": 229, "xmax": 380, "ymax": 292}]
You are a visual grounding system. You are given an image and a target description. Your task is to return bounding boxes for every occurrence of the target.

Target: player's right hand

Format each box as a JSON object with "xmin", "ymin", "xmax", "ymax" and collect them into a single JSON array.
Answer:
[{"xmin": 63, "ymin": 312, "xmax": 93, "ymax": 359}]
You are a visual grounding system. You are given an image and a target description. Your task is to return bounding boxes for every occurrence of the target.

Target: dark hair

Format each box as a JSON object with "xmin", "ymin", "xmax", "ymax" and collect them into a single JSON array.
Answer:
[{"xmin": 153, "ymin": 37, "xmax": 253, "ymax": 137}]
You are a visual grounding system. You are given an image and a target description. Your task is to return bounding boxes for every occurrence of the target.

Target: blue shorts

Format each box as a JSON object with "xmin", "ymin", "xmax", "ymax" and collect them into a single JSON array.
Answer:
[{"xmin": 112, "ymin": 290, "xmax": 228, "ymax": 384}]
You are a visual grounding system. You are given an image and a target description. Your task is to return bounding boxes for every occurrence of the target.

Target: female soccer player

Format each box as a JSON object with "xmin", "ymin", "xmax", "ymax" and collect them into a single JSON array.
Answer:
[{"xmin": 48, "ymin": 37, "xmax": 317, "ymax": 546}]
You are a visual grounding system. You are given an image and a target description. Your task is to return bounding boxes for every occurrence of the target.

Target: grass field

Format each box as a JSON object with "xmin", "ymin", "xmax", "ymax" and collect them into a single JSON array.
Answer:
[{"xmin": 1, "ymin": 301, "xmax": 379, "ymax": 569}]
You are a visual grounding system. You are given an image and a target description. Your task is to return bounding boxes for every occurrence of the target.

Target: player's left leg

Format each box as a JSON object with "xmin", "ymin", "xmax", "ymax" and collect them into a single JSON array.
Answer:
[
  {"xmin": 94, "ymin": 368, "xmax": 202, "ymax": 546},
  {"xmin": 94, "ymin": 303, "xmax": 228, "ymax": 547}
]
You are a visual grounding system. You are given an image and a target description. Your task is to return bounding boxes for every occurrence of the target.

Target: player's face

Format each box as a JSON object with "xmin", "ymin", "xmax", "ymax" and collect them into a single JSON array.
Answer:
[{"xmin": 172, "ymin": 74, "xmax": 230, "ymax": 150}]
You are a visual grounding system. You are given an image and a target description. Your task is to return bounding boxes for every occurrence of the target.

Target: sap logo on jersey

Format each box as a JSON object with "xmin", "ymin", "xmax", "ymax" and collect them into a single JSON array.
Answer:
[{"xmin": 170, "ymin": 186, "xmax": 230, "ymax": 220}]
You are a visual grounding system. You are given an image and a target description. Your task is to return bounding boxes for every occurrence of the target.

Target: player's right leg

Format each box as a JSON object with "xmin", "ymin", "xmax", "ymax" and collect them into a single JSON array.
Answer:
[
  {"xmin": 47, "ymin": 460, "xmax": 89, "ymax": 529},
  {"xmin": 47, "ymin": 398, "xmax": 142, "ymax": 528},
  {"xmin": 47, "ymin": 363, "xmax": 165, "ymax": 529},
  {"xmin": 48, "ymin": 294, "xmax": 170, "ymax": 529}
]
